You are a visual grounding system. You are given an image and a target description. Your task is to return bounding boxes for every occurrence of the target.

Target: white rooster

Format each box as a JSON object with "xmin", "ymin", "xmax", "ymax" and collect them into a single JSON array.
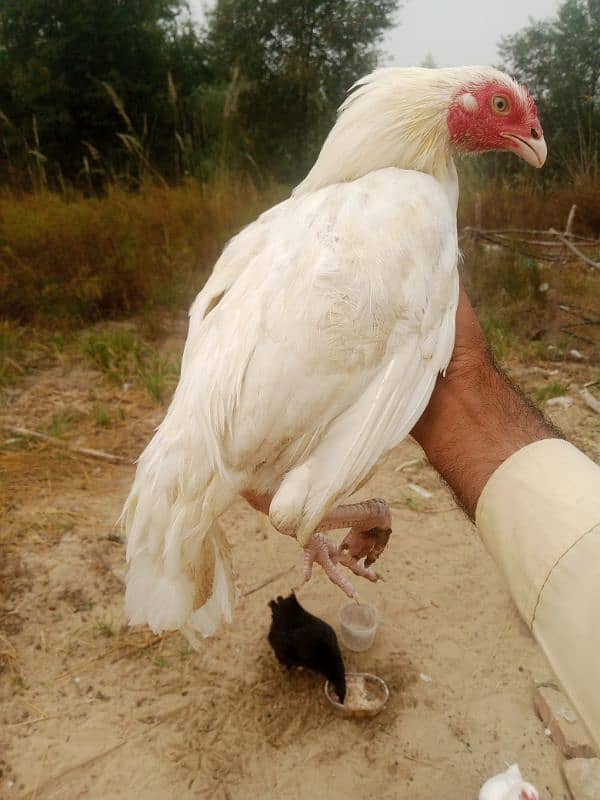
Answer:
[
  {"xmin": 479, "ymin": 764, "xmax": 540, "ymax": 800},
  {"xmin": 122, "ymin": 66, "xmax": 546, "ymax": 645}
]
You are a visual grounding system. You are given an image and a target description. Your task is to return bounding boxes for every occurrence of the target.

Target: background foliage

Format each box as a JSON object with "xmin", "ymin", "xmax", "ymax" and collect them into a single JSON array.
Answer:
[
  {"xmin": 0, "ymin": 0, "xmax": 399, "ymax": 187},
  {"xmin": 0, "ymin": 0, "xmax": 597, "ymax": 330},
  {"xmin": 499, "ymin": 0, "xmax": 599, "ymax": 175}
]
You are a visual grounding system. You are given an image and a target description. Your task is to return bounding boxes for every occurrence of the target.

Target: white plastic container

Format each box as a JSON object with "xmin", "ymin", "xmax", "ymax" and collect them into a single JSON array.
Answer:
[
  {"xmin": 325, "ymin": 672, "xmax": 389, "ymax": 717},
  {"xmin": 339, "ymin": 602, "xmax": 378, "ymax": 652}
]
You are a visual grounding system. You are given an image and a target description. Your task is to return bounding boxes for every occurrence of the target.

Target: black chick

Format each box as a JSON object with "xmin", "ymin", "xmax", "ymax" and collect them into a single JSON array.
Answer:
[{"xmin": 268, "ymin": 593, "xmax": 346, "ymax": 703}]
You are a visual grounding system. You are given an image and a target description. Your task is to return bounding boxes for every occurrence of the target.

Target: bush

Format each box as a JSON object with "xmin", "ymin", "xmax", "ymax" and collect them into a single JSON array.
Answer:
[{"xmin": 0, "ymin": 176, "xmax": 281, "ymax": 326}]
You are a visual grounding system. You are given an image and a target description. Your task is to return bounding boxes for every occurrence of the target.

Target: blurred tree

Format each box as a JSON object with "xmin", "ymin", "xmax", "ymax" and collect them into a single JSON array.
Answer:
[
  {"xmin": 0, "ymin": 0, "xmax": 400, "ymax": 187},
  {"xmin": 0, "ymin": 0, "xmax": 208, "ymax": 186},
  {"xmin": 205, "ymin": 0, "xmax": 400, "ymax": 180},
  {"xmin": 419, "ymin": 53, "xmax": 437, "ymax": 68},
  {"xmin": 499, "ymin": 0, "xmax": 599, "ymax": 172}
]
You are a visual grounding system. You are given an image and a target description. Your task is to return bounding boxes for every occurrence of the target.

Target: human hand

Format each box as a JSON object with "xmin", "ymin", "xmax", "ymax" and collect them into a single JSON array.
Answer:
[{"xmin": 411, "ymin": 283, "xmax": 558, "ymax": 518}]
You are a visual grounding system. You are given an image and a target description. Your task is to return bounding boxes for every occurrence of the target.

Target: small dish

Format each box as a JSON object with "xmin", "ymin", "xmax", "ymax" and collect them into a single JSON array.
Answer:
[{"xmin": 324, "ymin": 671, "xmax": 389, "ymax": 718}]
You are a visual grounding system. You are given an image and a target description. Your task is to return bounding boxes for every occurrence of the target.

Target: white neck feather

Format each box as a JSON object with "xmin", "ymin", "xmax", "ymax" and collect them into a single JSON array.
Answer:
[{"xmin": 293, "ymin": 66, "xmax": 510, "ymax": 209}]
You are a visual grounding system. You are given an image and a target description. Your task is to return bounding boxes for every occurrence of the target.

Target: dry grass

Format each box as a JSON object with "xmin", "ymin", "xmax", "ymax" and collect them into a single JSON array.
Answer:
[
  {"xmin": 457, "ymin": 162, "xmax": 600, "ymax": 364},
  {"xmin": 458, "ymin": 161, "xmax": 600, "ymax": 235},
  {"xmin": 0, "ymin": 322, "xmax": 29, "ymax": 387},
  {"xmin": 460, "ymin": 238, "xmax": 600, "ymax": 364},
  {"xmin": 0, "ymin": 167, "xmax": 597, "ymax": 377},
  {"xmin": 0, "ymin": 175, "xmax": 283, "ymax": 327}
]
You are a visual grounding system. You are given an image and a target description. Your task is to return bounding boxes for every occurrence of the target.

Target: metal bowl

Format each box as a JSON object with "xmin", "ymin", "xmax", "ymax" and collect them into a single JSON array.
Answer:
[{"xmin": 324, "ymin": 671, "xmax": 389, "ymax": 718}]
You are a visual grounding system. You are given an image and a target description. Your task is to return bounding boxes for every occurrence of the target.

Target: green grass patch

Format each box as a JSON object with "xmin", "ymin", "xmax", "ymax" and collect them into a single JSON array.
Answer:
[
  {"xmin": 81, "ymin": 328, "xmax": 179, "ymax": 404},
  {"xmin": 93, "ymin": 404, "xmax": 111, "ymax": 427},
  {"xmin": 532, "ymin": 382, "xmax": 569, "ymax": 403},
  {"xmin": 479, "ymin": 312, "xmax": 519, "ymax": 362},
  {"xmin": 95, "ymin": 619, "xmax": 115, "ymax": 638}
]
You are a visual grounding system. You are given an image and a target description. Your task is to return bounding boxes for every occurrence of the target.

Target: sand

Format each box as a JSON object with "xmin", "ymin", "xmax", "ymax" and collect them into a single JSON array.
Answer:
[{"xmin": 1, "ymin": 330, "xmax": 598, "ymax": 800}]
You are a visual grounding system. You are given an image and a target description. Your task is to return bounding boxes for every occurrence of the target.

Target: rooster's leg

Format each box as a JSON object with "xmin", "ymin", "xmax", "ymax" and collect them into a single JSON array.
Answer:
[
  {"xmin": 316, "ymin": 498, "xmax": 391, "ymax": 567},
  {"xmin": 242, "ymin": 492, "xmax": 391, "ymax": 598},
  {"xmin": 302, "ymin": 533, "xmax": 380, "ymax": 600}
]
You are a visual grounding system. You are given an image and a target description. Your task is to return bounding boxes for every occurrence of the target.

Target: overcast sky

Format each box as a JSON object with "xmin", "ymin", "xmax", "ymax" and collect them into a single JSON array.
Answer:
[
  {"xmin": 188, "ymin": 0, "xmax": 560, "ymax": 68},
  {"xmin": 383, "ymin": 0, "xmax": 559, "ymax": 67}
]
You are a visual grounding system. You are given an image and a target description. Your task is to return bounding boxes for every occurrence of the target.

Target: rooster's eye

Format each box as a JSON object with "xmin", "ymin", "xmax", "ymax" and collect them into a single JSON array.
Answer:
[{"xmin": 492, "ymin": 95, "xmax": 510, "ymax": 114}]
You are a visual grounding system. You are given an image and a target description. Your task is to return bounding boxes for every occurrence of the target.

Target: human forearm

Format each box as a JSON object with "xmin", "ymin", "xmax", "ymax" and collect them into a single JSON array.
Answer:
[
  {"xmin": 411, "ymin": 286, "xmax": 561, "ymax": 518},
  {"xmin": 412, "ymin": 357, "xmax": 560, "ymax": 517}
]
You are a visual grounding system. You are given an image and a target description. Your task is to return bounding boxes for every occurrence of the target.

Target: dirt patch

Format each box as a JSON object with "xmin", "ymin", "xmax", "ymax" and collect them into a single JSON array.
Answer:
[{"xmin": 1, "ymin": 330, "xmax": 598, "ymax": 799}]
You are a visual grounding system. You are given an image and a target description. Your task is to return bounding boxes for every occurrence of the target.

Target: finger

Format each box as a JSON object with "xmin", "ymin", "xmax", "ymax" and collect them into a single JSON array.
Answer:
[
  {"xmin": 321, "ymin": 555, "xmax": 359, "ymax": 599},
  {"xmin": 303, "ymin": 548, "xmax": 316, "ymax": 582},
  {"xmin": 323, "ymin": 535, "xmax": 341, "ymax": 562},
  {"xmin": 310, "ymin": 538, "xmax": 358, "ymax": 599},
  {"xmin": 337, "ymin": 552, "xmax": 378, "ymax": 583},
  {"xmin": 303, "ymin": 533, "xmax": 329, "ymax": 580},
  {"xmin": 303, "ymin": 557, "xmax": 313, "ymax": 582}
]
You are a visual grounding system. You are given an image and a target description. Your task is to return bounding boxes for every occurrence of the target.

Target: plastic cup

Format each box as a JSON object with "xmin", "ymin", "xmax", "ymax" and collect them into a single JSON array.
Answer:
[{"xmin": 339, "ymin": 602, "xmax": 378, "ymax": 651}]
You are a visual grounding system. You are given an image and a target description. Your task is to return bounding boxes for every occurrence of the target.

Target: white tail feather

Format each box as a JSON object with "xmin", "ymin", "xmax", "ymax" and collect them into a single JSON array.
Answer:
[
  {"xmin": 125, "ymin": 520, "xmax": 236, "ymax": 644},
  {"xmin": 122, "ymin": 418, "xmax": 238, "ymax": 646},
  {"xmin": 126, "ymin": 550, "xmax": 195, "ymax": 631},
  {"xmin": 182, "ymin": 522, "xmax": 237, "ymax": 646}
]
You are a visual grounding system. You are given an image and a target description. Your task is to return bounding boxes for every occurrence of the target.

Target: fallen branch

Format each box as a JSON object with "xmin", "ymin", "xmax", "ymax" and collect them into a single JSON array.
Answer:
[
  {"xmin": 2, "ymin": 425, "xmax": 130, "ymax": 464},
  {"xmin": 7, "ymin": 714, "xmax": 59, "ymax": 728},
  {"xmin": 241, "ymin": 566, "xmax": 295, "ymax": 598},
  {"xmin": 548, "ymin": 229, "xmax": 600, "ymax": 271},
  {"xmin": 482, "ymin": 230, "xmax": 599, "ymax": 249},
  {"xmin": 460, "ymin": 226, "xmax": 600, "ymax": 267},
  {"xmin": 559, "ymin": 326, "xmax": 598, "ymax": 346},
  {"xmin": 467, "ymin": 232, "xmax": 563, "ymax": 262},
  {"xmin": 463, "ymin": 226, "xmax": 598, "ymax": 242},
  {"xmin": 54, "ymin": 634, "xmax": 174, "ymax": 683}
]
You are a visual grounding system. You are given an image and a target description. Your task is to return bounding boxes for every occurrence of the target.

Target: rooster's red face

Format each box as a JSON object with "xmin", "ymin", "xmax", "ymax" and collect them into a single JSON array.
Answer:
[{"xmin": 447, "ymin": 80, "xmax": 546, "ymax": 168}]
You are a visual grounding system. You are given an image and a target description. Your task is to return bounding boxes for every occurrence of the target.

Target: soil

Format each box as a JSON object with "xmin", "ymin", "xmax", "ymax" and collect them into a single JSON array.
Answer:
[{"xmin": 1, "ymin": 318, "xmax": 598, "ymax": 800}]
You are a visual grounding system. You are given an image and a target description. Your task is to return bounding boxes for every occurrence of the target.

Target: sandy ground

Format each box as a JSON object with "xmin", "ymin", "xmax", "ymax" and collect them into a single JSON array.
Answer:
[{"xmin": 1, "ymin": 320, "xmax": 599, "ymax": 800}]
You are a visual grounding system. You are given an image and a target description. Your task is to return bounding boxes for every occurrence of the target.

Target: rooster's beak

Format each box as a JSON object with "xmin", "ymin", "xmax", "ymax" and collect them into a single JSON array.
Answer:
[{"xmin": 501, "ymin": 132, "xmax": 547, "ymax": 168}]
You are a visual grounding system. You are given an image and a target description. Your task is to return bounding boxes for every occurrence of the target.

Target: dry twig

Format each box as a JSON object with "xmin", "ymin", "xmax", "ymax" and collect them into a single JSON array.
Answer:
[
  {"xmin": 549, "ymin": 228, "xmax": 600, "ymax": 271},
  {"xmin": 241, "ymin": 566, "xmax": 295, "ymax": 598},
  {"xmin": 460, "ymin": 226, "xmax": 600, "ymax": 268},
  {"xmin": 2, "ymin": 425, "xmax": 130, "ymax": 464}
]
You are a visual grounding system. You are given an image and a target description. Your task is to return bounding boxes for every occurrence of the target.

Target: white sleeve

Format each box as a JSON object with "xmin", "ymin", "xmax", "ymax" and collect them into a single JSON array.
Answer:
[{"xmin": 476, "ymin": 439, "xmax": 600, "ymax": 751}]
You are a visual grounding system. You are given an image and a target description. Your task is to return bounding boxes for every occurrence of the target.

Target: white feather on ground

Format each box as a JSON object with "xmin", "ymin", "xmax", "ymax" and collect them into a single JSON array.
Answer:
[{"xmin": 479, "ymin": 764, "xmax": 539, "ymax": 800}]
